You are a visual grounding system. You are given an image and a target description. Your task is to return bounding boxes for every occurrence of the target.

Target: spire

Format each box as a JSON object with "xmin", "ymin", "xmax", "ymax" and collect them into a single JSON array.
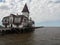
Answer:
[{"xmin": 22, "ymin": 4, "xmax": 29, "ymax": 13}]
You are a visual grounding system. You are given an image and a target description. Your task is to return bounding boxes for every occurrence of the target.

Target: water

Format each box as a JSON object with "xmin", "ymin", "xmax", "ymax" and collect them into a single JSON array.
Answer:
[{"xmin": 0, "ymin": 27, "xmax": 60, "ymax": 45}]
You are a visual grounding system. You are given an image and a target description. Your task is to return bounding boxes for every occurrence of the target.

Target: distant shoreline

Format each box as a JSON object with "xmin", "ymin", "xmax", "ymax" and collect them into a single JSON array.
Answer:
[
  {"xmin": 35, "ymin": 26, "xmax": 60, "ymax": 28},
  {"xmin": 35, "ymin": 26, "xmax": 44, "ymax": 28}
]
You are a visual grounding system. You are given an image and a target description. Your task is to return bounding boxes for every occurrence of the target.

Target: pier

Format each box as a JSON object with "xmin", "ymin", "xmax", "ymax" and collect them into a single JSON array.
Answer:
[{"xmin": 0, "ymin": 27, "xmax": 35, "ymax": 35}]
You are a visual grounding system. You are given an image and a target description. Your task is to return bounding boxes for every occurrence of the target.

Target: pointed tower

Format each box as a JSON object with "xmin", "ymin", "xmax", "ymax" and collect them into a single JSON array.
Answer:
[{"xmin": 22, "ymin": 4, "xmax": 29, "ymax": 18}]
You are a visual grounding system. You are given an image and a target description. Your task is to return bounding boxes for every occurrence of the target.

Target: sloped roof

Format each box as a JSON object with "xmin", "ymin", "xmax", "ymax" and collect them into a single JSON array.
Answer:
[
  {"xmin": 16, "ymin": 15, "xmax": 28, "ymax": 19},
  {"xmin": 22, "ymin": 4, "xmax": 29, "ymax": 13},
  {"xmin": 3, "ymin": 16, "xmax": 9, "ymax": 19},
  {"xmin": 10, "ymin": 14, "xmax": 16, "ymax": 17}
]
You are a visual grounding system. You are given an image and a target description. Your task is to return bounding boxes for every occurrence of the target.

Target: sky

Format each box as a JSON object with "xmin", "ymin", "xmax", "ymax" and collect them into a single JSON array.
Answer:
[{"xmin": 0, "ymin": 0, "xmax": 60, "ymax": 27}]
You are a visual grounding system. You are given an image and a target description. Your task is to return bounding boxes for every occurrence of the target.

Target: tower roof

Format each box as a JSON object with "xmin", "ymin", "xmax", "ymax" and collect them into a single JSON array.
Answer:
[{"xmin": 22, "ymin": 4, "xmax": 29, "ymax": 13}]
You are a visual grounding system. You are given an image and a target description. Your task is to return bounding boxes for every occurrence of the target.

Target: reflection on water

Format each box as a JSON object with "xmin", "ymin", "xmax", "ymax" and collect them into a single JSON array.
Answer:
[{"xmin": 0, "ymin": 27, "xmax": 60, "ymax": 45}]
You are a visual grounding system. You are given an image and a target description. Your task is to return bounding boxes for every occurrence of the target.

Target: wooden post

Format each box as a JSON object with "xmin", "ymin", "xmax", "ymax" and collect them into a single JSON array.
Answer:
[
  {"xmin": 11, "ymin": 24, "xmax": 12, "ymax": 28},
  {"xmin": 17, "ymin": 25, "xmax": 19, "ymax": 28},
  {"xmin": 5, "ymin": 25, "xmax": 7, "ymax": 28}
]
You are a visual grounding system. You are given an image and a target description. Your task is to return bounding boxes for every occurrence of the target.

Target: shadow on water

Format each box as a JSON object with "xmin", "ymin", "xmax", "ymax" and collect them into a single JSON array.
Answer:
[{"xmin": 0, "ymin": 29, "xmax": 35, "ymax": 45}]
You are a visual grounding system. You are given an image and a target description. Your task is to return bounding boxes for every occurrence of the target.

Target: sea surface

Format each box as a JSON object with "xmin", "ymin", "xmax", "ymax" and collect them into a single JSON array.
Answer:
[{"xmin": 0, "ymin": 27, "xmax": 60, "ymax": 45}]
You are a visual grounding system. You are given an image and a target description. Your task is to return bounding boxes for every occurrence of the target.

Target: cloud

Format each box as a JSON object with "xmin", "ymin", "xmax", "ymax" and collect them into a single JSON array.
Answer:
[
  {"xmin": 0, "ymin": 0, "xmax": 3, "ymax": 2},
  {"xmin": 0, "ymin": 5, "xmax": 10, "ymax": 10},
  {"xmin": 50, "ymin": 0, "xmax": 60, "ymax": 3},
  {"xmin": 30, "ymin": 0, "xmax": 60, "ymax": 23},
  {"xmin": 0, "ymin": 0, "xmax": 60, "ymax": 26},
  {"xmin": 0, "ymin": 0, "xmax": 5, "ymax": 2}
]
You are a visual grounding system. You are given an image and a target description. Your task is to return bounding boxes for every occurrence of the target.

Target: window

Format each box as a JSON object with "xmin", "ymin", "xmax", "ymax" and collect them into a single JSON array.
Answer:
[
  {"xmin": 14, "ymin": 17, "xmax": 21, "ymax": 23},
  {"xmin": 3, "ymin": 18, "xmax": 8, "ymax": 23},
  {"xmin": 23, "ymin": 18, "xmax": 27, "ymax": 23}
]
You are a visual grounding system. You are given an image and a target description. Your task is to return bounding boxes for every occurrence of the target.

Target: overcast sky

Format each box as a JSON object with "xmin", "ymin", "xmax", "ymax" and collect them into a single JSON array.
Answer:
[{"xmin": 0, "ymin": 0, "xmax": 60, "ymax": 27}]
